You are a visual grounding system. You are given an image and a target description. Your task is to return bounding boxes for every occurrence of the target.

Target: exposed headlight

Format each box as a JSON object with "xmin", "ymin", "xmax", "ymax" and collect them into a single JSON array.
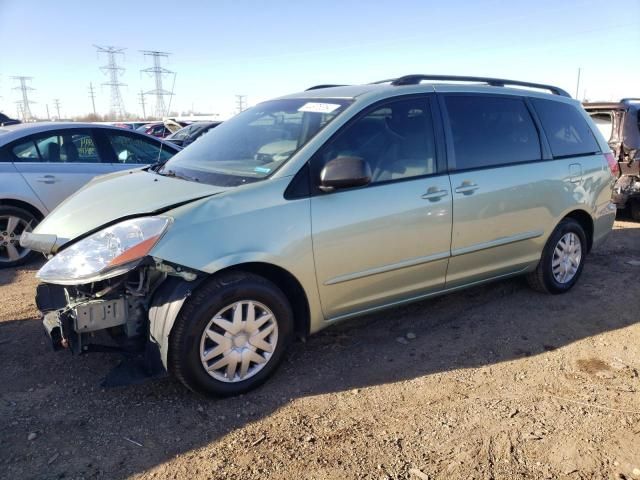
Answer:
[{"xmin": 37, "ymin": 217, "xmax": 170, "ymax": 285}]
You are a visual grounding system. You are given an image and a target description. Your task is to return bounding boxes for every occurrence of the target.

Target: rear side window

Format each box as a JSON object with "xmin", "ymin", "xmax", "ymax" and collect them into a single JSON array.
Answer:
[
  {"xmin": 531, "ymin": 99, "xmax": 600, "ymax": 158},
  {"xmin": 445, "ymin": 95, "xmax": 541, "ymax": 170}
]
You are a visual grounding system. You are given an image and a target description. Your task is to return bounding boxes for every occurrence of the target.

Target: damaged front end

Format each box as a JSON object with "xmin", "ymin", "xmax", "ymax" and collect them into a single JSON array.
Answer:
[{"xmin": 29, "ymin": 215, "xmax": 203, "ymax": 385}]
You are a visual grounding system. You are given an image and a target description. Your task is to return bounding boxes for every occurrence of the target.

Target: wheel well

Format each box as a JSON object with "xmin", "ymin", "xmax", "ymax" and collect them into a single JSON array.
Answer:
[
  {"xmin": 216, "ymin": 262, "xmax": 310, "ymax": 339},
  {"xmin": 564, "ymin": 210, "xmax": 593, "ymax": 252},
  {"xmin": 0, "ymin": 199, "xmax": 45, "ymax": 222}
]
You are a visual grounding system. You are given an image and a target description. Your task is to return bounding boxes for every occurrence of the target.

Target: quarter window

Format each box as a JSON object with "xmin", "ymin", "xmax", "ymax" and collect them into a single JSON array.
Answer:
[
  {"xmin": 532, "ymin": 99, "xmax": 600, "ymax": 158},
  {"xmin": 316, "ymin": 97, "xmax": 437, "ymax": 184},
  {"xmin": 445, "ymin": 95, "xmax": 541, "ymax": 170}
]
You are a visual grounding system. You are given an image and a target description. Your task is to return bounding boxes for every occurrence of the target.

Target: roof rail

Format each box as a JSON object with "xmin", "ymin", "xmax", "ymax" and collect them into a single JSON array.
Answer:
[
  {"xmin": 375, "ymin": 74, "xmax": 572, "ymax": 98},
  {"xmin": 305, "ymin": 84, "xmax": 347, "ymax": 91}
]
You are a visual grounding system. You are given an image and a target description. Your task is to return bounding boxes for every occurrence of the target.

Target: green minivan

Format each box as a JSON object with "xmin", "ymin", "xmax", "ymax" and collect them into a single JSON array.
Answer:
[{"xmin": 22, "ymin": 75, "xmax": 617, "ymax": 396}]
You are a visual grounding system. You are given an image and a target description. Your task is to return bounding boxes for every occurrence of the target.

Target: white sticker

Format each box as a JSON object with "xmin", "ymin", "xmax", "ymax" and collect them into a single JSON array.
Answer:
[{"xmin": 297, "ymin": 102, "xmax": 341, "ymax": 114}]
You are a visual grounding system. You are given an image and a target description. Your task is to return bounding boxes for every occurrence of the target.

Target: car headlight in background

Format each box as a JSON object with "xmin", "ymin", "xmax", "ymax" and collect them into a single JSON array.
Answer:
[{"xmin": 36, "ymin": 217, "xmax": 170, "ymax": 285}]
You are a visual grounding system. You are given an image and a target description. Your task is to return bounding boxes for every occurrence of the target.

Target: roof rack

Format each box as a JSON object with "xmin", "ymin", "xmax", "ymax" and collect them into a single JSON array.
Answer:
[
  {"xmin": 375, "ymin": 74, "xmax": 571, "ymax": 98},
  {"xmin": 305, "ymin": 84, "xmax": 347, "ymax": 91}
]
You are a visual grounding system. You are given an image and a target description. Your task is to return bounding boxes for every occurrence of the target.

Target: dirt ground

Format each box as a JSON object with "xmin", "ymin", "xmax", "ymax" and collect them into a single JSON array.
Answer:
[{"xmin": 1, "ymin": 220, "xmax": 639, "ymax": 480}]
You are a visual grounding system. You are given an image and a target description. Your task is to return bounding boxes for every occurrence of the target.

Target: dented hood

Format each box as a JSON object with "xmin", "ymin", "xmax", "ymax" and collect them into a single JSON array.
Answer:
[{"xmin": 24, "ymin": 168, "xmax": 228, "ymax": 253}]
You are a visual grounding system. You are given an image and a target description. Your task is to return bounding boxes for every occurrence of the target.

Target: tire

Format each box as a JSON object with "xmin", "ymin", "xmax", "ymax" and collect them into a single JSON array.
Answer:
[
  {"xmin": 0, "ymin": 206, "xmax": 40, "ymax": 268},
  {"xmin": 526, "ymin": 218, "xmax": 587, "ymax": 294},
  {"xmin": 169, "ymin": 271, "xmax": 294, "ymax": 397},
  {"xmin": 630, "ymin": 199, "xmax": 640, "ymax": 222}
]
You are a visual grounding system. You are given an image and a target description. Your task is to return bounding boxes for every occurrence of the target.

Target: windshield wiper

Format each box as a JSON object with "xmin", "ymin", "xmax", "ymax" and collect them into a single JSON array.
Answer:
[{"xmin": 156, "ymin": 168, "xmax": 200, "ymax": 182}]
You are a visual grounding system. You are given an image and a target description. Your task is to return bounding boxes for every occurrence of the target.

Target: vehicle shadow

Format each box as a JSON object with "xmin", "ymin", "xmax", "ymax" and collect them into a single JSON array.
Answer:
[
  {"xmin": 0, "ymin": 258, "xmax": 42, "ymax": 288},
  {"xmin": 1, "ymin": 225, "xmax": 638, "ymax": 479}
]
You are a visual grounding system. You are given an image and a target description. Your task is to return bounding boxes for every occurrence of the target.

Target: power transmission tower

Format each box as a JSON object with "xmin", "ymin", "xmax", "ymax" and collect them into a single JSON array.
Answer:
[
  {"xmin": 12, "ymin": 76, "xmax": 35, "ymax": 121},
  {"xmin": 235, "ymin": 95, "xmax": 247, "ymax": 114},
  {"xmin": 88, "ymin": 82, "xmax": 97, "ymax": 116},
  {"xmin": 53, "ymin": 98, "xmax": 61, "ymax": 120},
  {"xmin": 138, "ymin": 90, "xmax": 147, "ymax": 120},
  {"xmin": 140, "ymin": 50, "xmax": 173, "ymax": 119},
  {"xmin": 95, "ymin": 45, "xmax": 127, "ymax": 119}
]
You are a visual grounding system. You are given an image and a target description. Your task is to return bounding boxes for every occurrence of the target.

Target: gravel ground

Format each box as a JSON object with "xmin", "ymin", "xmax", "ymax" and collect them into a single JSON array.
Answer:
[{"xmin": 1, "ymin": 220, "xmax": 639, "ymax": 480}]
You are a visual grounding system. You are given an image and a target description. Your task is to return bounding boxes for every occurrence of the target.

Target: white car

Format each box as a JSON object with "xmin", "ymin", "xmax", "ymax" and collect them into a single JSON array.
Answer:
[{"xmin": 0, "ymin": 122, "xmax": 179, "ymax": 267}]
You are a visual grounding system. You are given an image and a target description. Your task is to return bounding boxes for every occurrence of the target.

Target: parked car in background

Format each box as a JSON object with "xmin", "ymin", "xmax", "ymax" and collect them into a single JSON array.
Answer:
[
  {"xmin": 165, "ymin": 121, "xmax": 221, "ymax": 147},
  {"xmin": 0, "ymin": 122, "xmax": 180, "ymax": 267},
  {"xmin": 111, "ymin": 122, "xmax": 150, "ymax": 130},
  {"xmin": 137, "ymin": 119, "xmax": 187, "ymax": 138},
  {"xmin": 0, "ymin": 112, "xmax": 20, "ymax": 126},
  {"xmin": 583, "ymin": 99, "xmax": 640, "ymax": 219},
  {"xmin": 24, "ymin": 75, "xmax": 616, "ymax": 397}
]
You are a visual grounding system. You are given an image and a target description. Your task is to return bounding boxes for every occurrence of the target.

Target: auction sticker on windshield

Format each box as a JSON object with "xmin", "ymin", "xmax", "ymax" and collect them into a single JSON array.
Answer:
[{"xmin": 298, "ymin": 102, "xmax": 342, "ymax": 113}]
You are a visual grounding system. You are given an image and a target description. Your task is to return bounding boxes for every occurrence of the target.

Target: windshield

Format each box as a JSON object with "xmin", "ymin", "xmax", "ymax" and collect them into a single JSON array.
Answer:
[{"xmin": 157, "ymin": 98, "xmax": 351, "ymax": 186}]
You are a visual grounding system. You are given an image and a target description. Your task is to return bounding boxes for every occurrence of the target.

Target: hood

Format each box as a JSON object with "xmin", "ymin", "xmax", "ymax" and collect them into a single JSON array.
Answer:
[{"xmin": 23, "ymin": 168, "xmax": 228, "ymax": 253}]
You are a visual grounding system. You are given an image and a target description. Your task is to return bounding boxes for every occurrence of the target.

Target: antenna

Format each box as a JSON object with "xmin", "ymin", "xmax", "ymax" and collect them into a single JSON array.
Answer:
[
  {"xmin": 88, "ymin": 82, "xmax": 97, "ymax": 116},
  {"xmin": 140, "ymin": 50, "xmax": 174, "ymax": 119},
  {"xmin": 12, "ymin": 76, "xmax": 35, "ymax": 121},
  {"xmin": 95, "ymin": 45, "xmax": 127, "ymax": 119}
]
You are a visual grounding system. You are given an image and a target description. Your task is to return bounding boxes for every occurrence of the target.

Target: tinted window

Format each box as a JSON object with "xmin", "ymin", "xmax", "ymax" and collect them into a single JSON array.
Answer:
[
  {"xmin": 532, "ymin": 99, "xmax": 600, "ymax": 158},
  {"xmin": 11, "ymin": 131, "xmax": 100, "ymax": 163},
  {"xmin": 107, "ymin": 133, "xmax": 174, "ymax": 164},
  {"xmin": 445, "ymin": 95, "xmax": 541, "ymax": 170},
  {"xmin": 316, "ymin": 97, "xmax": 437, "ymax": 184}
]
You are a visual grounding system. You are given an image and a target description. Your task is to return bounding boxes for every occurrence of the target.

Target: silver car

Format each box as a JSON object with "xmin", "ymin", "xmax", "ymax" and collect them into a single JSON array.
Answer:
[
  {"xmin": 0, "ymin": 122, "xmax": 179, "ymax": 267},
  {"xmin": 23, "ymin": 75, "xmax": 617, "ymax": 397}
]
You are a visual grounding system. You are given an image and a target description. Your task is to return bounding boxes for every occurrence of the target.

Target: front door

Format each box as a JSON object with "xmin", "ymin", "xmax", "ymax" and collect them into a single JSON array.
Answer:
[{"xmin": 310, "ymin": 95, "xmax": 452, "ymax": 320}]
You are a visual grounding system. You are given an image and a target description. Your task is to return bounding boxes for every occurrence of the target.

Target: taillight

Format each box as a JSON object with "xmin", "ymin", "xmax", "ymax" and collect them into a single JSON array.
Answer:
[{"xmin": 605, "ymin": 152, "xmax": 619, "ymax": 176}]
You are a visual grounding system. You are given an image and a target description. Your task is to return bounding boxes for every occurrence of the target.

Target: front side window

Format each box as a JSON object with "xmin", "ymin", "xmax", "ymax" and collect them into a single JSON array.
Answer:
[
  {"xmin": 445, "ymin": 95, "xmax": 541, "ymax": 170},
  {"xmin": 107, "ymin": 133, "xmax": 174, "ymax": 164},
  {"xmin": 11, "ymin": 131, "xmax": 100, "ymax": 163},
  {"xmin": 532, "ymin": 98, "xmax": 600, "ymax": 158},
  {"xmin": 314, "ymin": 97, "xmax": 437, "ymax": 184},
  {"xmin": 158, "ymin": 98, "xmax": 351, "ymax": 186}
]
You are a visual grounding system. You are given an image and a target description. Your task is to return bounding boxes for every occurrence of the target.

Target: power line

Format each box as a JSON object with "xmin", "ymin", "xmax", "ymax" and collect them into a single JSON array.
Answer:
[
  {"xmin": 12, "ymin": 76, "xmax": 35, "ymax": 121},
  {"xmin": 138, "ymin": 89, "xmax": 147, "ymax": 120},
  {"xmin": 88, "ymin": 82, "xmax": 97, "ymax": 116},
  {"xmin": 140, "ymin": 50, "xmax": 174, "ymax": 118},
  {"xmin": 53, "ymin": 99, "xmax": 61, "ymax": 120},
  {"xmin": 95, "ymin": 45, "xmax": 127, "ymax": 119},
  {"xmin": 235, "ymin": 94, "xmax": 247, "ymax": 114}
]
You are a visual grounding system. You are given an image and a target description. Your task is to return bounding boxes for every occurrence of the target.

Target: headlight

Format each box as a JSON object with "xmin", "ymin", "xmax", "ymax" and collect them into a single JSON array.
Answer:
[{"xmin": 37, "ymin": 217, "xmax": 170, "ymax": 285}]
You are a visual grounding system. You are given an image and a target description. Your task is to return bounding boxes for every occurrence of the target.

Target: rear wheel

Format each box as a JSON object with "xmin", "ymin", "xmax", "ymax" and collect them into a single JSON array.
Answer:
[
  {"xmin": 0, "ymin": 206, "xmax": 39, "ymax": 268},
  {"xmin": 169, "ymin": 271, "xmax": 294, "ymax": 397},
  {"xmin": 527, "ymin": 218, "xmax": 587, "ymax": 294}
]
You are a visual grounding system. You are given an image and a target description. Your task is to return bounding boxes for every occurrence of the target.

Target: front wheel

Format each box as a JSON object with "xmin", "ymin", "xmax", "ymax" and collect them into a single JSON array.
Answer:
[
  {"xmin": 527, "ymin": 218, "xmax": 587, "ymax": 294},
  {"xmin": 169, "ymin": 271, "xmax": 294, "ymax": 397}
]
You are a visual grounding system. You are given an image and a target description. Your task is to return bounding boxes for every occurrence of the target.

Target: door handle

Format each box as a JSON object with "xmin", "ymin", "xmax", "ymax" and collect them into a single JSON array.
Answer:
[
  {"xmin": 421, "ymin": 188, "xmax": 449, "ymax": 201},
  {"xmin": 455, "ymin": 182, "xmax": 479, "ymax": 195},
  {"xmin": 36, "ymin": 175, "xmax": 58, "ymax": 184}
]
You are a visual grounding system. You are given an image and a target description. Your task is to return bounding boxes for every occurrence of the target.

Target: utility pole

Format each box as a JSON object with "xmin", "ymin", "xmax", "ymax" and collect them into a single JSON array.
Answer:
[
  {"xmin": 53, "ymin": 98, "xmax": 61, "ymax": 120},
  {"xmin": 140, "ymin": 50, "xmax": 173, "ymax": 119},
  {"xmin": 575, "ymin": 68, "xmax": 581, "ymax": 99},
  {"xmin": 88, "ymin": 82, "xmax": 97, "ymax": 116},
  {"xmin": 11, "ymin": 76, "xmax": 35, "ymax": 121},
  {"xmin": 138, "ymin": 89, "xmax": 147, "ymax": 120},
  {"xmin": 235, "ymin": 95, "xmax": 247, "ymax": 114},
  {"xmin": 95, "ymin": 45, "xmax": 127, "ymax": 119},
  {"xmin": 45, "ymin": 104, "xmax": 50, "ymax": 120}
]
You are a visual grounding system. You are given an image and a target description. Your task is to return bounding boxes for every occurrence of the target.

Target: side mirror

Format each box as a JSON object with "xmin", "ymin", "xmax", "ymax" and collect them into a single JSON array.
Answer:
[{"xmin": 319, "ymin": 156, "xmax": 371, "ymax": 192}]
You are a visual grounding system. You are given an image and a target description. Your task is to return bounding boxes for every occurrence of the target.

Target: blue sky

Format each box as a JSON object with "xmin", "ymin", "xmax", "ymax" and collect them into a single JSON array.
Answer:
[{"xmin": 1, "ymin": 0, "xmax": 639, "ymax": 118}]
